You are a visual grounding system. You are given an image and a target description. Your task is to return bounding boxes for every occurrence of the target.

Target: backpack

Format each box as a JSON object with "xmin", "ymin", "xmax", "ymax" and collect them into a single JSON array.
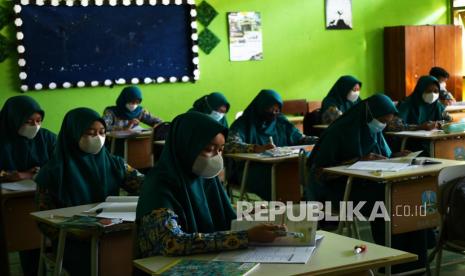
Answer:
[{"xmin": 440, "ymin": 177, "xmax": 465, "ymax": 247}]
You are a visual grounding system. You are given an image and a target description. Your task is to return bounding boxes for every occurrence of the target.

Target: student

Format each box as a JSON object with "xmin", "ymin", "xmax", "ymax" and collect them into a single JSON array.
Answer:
[
  {"xmin": 0, "ymin": 95, "xmax": 56, "ymax": 182},
  {"xmin": 387, "ymin": 75, "xmax": 451, "ymax": 155},
  {"xmin": 305, "ymin": 94, "xmax": 428, "ymax": 272},
  {"xmin": 430, "ymin": 66, "xmax": 456, "ymax": 106},
  {"xmin": 35, "ymin": 107, "xmax": 143, "ymax": 274},
  {"xmin": 320, "ymin": 75, "xmax": 362, "ymax": 124},
  {"xmin": 136, "ymin": 112, "xmax": 282, "ymax": 257},
  {"xmin": 103, "ymin": 86, "xmax": 162, "ymax": 131},
  {"xmin": 0, "ymin": 95, "xmax": 56, "ymax": 276},
  {"xmin": 189, "ymin": 92, "xmax": 230, "ymax": 127},
  {"xmin": 225, "ymin": 89, "xmax": 317, "ymax": 201}
]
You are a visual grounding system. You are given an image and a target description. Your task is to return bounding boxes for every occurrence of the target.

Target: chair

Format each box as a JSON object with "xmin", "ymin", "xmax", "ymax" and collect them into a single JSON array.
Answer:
[
  {"xmin": 282, "ymin": 99, "xmax": 308, "ymax": 116},
  {"xmin": 307, "ymin": 101, "xmax": 322, "ymax": 113},
  {"xmin": 427, "ymin": 164, "xmax": 465, "ymax": 276}
]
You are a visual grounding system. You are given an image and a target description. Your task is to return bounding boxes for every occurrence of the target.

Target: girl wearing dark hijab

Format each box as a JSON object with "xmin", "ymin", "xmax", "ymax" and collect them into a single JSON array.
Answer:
[
  {"xmin": 189, "ymin": 92, "xmax": 230, "ymax": 128},
  {"xmin": 103, "ymin": 86, "xmax": 162, "ymax": 131},
  {"xmin": 137, "ymin": 112, "xmax": 282, "ymax": 257},
  {"xmin": 225, "ymin": 89, "xmax": 317, "ymax": 200},
  {"xmin": 320, "ymin": 75, "xmax": 362, "ymax": 124}
]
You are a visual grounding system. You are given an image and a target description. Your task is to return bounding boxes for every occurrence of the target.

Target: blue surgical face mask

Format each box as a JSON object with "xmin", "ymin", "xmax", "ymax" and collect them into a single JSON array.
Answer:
[
  {"xmin": 367, "ymin": 118, "xmax": 386, "ymax": 133},
  {"xmin": 209, "ymin": 111, "xmax": 225, "ymax": 121}
]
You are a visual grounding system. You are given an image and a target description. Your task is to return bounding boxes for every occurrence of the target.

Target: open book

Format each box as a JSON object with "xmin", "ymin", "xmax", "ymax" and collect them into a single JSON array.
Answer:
[
  {"xmin": 232, "ymin": 204, "xmax": 317, "ymax": 246},
  {"xmin": 156, "ymin": 259, "xmax": 259, "ymax": 276},
  {"xmin": 1, "ymin": 179, "xmax": 36, "ymax": 192},
  {"xmin": 84, "ymin": 196, "xmax": 138, "ymax": 222}
]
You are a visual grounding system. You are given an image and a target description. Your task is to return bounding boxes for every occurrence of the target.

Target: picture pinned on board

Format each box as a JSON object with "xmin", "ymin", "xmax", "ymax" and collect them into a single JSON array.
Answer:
[
  {"xmin": 325, "ymin": 0, "xmax": 352, "ymax": 30},
  {"xmin": 227, "ymin": 12, "xmax": 263, "ymax": 61}
]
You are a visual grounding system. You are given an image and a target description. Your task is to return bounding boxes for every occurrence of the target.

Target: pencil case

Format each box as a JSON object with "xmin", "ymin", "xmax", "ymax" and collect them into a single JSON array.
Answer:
[{"xmin": 442, "ymin": 122, "xmax": 465, "ymax": 134}]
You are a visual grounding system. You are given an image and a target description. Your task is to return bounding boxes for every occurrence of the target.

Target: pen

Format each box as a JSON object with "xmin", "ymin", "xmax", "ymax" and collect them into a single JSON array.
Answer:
[{"xmin": 269, "ymin": 136, "xmax": 275, "ymax": 146}]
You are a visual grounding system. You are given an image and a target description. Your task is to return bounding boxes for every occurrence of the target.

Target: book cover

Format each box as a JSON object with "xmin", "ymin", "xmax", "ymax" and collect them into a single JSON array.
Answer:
[{"xmin": 157, "ymin": 259, "xmax": 259, "ymax": 276}]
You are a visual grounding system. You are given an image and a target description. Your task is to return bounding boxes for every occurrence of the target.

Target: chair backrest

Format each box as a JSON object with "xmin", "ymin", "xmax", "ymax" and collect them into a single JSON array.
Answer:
[
  {"xmin": 298, "ymin": 148, "xmax": 312, "ymax": 188},
  {"xmin": 307, "ymin": 101, "xmax": 322, "ymax": 113},
  {"xmin": 438, "ymin": 165, "xmax": 465, "ymax": 188},
  {"xmin": 282, "ymin": 99, "xmax": 308, "ymax": 116}
]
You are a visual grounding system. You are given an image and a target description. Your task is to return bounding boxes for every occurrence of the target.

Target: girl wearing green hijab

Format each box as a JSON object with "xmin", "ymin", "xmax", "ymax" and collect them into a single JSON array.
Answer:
[
  {"xmin": 386, "ymin": 75, "xmax": 452, "ymax": 155},
  {"xmin": 189, "ymin": 92, "xmax": 230, "ymax": 128},
  {"xmin": 103, "ymin": 86, "xmax": 163, "ymax": 131},
  {"xmin": 35, "ymin": 107, "xmax": 143, "ymax": 274},
  {"xmin": 136, "ymin": 112, "xmax": 282, "ymax": 257},
  {"xmin": 0, "ymin": 96, "xmax": 56, "ymax": 182},
  {"xmin": 306, "ymin": 94, "xmax": 429, "ymax": 273},
  {"xmin": 225, "ymin": 89, "xmax": 318, "ymax": 200},
  {"xmin": 320, "ymin": 75, "xmax": 362, "ymax": 124},
  {"xmin": 0, "ymin": 95, "xmax": 56, "ymax": 276}
]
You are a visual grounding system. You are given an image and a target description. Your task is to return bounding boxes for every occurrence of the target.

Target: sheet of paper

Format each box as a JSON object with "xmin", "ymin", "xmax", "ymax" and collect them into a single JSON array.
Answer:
[
  {"xmin": 85, "ymin": 202, "xmax": 137, "ymax": 213},
  {"xmin": 97, "ymin": 212, "xmax": 135, "ymax": 222},
  {"xmin": 396, "ymin": 130, "xmax": 443, "ymax": 137},
  {"xmin": 1, "ymin": 179, "xmax": 36, "ymax": 192},
  {"xmin": 105, "ymin": 196, "xmax": 139, "ymax": 202},
  {"xmin": 214, "ymin": 235, "xmax": 323, "ymax": 264},
  {"xmin": 347, "ymin": 161, "xmax": 410, "ymax": 172}
]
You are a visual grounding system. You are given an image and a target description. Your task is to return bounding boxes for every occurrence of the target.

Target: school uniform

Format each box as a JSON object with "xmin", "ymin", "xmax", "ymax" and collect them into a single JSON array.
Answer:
[
  {"xmin": 320, "ymin": 75, "xmax": 362, "ymax": 124},
  {"xmin": 136, "ymin": 112, "xmax": 246, "ymax": 257},
  {"xmin": 225, "ymin": 89, "xmax": 316, "ymax": 201},
  {"xmin": 189, "ymin": 92, "xmax": 230, "ymax": 128}
]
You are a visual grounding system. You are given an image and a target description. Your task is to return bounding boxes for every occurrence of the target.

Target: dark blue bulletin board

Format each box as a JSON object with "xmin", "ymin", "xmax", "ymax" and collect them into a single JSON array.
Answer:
[{"xmin": 14, "ymin": 0, "xmax": 199, "ymax": 91}]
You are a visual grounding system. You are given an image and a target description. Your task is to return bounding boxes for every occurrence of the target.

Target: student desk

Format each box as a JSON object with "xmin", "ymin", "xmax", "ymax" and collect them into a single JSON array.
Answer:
[
  {"xmin": 323, "ymin": 158, "xmax": 465, "ymax": 274},
  {"xmin": 152, "ymin": 140, "xmax": 165, "ymax": 163},
  {"xmin": 286, "ymin": 116, "xmax": 304, "ymax": 132},
  {"xmin": 385, "ymin": 130, "xmax": 465, "ymax": 159},
  {"xmin": 225, "ymin": 146, "xmax": 313, "ymax": 202},
  {"xmin": 446, "ymin": 104, "xmax": 465, "ymax": 122},
  {"xmin": 133, "ymin": 230, "xmax": 417, "ymax": 276},
  {"xmin": 313, "ymin": 124, "xmax": 329, "ymax": 129},
  {"xmin": 108, "ymin": 129, "xmax": 153, "ymax": 169},
  {"xmin": 31, "ymin": 204, "xmax": 135, "ymax": 276},
  {"xmin": 1, "ymin": 189, "xmax": 41, "ymax": 252}
]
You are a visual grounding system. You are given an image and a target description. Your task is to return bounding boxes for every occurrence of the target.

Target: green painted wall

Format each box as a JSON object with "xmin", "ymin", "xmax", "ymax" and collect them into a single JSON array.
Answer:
[{"xmin": 0, "ymin": 0, "xmax": 449, "ymax": 132}]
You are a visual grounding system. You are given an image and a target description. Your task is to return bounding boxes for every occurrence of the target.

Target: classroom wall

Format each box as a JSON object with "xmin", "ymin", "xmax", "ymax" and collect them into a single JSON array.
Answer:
[{"xmin": 0, "ymin": 0, "xmax": 449, "ymax": 132}]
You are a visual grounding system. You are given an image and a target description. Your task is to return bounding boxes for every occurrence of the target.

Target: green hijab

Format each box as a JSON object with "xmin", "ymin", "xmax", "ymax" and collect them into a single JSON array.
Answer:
[
  {"xmin": 0, "ymin": 96, "xmax": 56, "ymax": 172},
  {"xmin": 189, "ymin": 92, "xmax": 230, "ymax": 128},
  {"xmin": 321, "ymin": 75, "xmax": 362, "ymax": 115},
  {"xmin": 136, "ymin": 112, "xmax": 235, "ymax": 233},
  {"xmin": 310, "ymin": 94, "xmax": 398, "ymax": 169},
  {"xmin": 109, "ymin": 86, "xmax": 144, "ymax": 120},
  {"xmin": 35, "ymin": 108, "xmax": 126, "ymax": 207},
  {"xmin": 397, "ymin": 76, "xmax": 445, "ymax": 124},
  {"xmin": 229, "ymin": 89, "xmax": 303, "ymax": 146}
]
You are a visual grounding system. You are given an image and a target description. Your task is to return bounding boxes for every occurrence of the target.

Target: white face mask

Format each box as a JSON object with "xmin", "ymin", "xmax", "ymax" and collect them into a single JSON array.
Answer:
[
  {"xmin": 79, "ymin": 135, "xmax": 106, "ymax": 154},
  {"xmin": 422, "ymin": 92, "xmax": 439, "ymax": 104},
  {"xmin": 18, "ymin": 124, "xmax": 41, "ymax": 139},
  {"xmin": 209, "ymin": 111, "xmax": 225, "ymax": 121},
  {"xmin": 346, "ymin": 90, "xmax": 360, "ymax": 102},
  {"xmin": 367, "ymin": 118, "xmax": 386, "ymax": 133},
  {"xmin": 439, "ymin": 82, "xmax": 447, "ymax": 91},
  {"xmin": 126, "ymin": 103, "xmax": 138, "ymax": 112},
  {"xmin": 192, "ymin": 154, "xmax": 223, "ymax": 179}
]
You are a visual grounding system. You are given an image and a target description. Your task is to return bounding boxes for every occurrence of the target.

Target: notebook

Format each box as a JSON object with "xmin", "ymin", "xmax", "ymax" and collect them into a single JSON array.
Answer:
[
  {"xmin": 84, "ymin": 196, "xmax": 138, "ymax": 222},
  {"xmin": 156, "ymin": 259, "xmax": 259, "ymax": 276},
  {"xmin": 1, "ymin": 179, "xmax": 36, "ymax": 192},
  {"xmin": 58, "ymin": 215, "xmax": 123, "ymax": 229}
]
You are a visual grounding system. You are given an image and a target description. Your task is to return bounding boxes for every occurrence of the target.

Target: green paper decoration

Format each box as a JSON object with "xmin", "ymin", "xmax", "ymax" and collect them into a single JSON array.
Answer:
[
  {"xmin": 198, "ymin": 28, "xmax": 220, "ymax": 54},
  {"xmin": 0, "ymin": 5, "xmax": 11, "ymax": 29},
  {"xmin": 197, "ymin": 1, "xmax": 218, "ymax": 27},
  {"xmin": 0, "ymin": 34, "xmax": 9, "ymax": 63}
]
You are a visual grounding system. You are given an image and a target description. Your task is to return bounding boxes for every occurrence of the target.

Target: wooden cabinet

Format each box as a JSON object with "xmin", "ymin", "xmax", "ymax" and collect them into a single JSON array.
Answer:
[{"xmin": 384, "ymin": 25, "xmax": 462, "ymax": 101}]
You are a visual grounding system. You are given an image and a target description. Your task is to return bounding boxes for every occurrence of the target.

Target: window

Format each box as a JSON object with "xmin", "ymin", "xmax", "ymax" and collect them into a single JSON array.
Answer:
[{"xmin": 452, "ymin": 0, "xmax": 465, "ymax": 74}]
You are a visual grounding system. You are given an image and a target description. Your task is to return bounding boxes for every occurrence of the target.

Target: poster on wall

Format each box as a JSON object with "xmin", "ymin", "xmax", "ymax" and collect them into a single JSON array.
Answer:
[
  {"xmin": 227, "ymin": 12, "xmax": 263, "ymax": 61},
  {"xmin": 325, "ymin": 0, "xmax": 352, "ymax": 30}
]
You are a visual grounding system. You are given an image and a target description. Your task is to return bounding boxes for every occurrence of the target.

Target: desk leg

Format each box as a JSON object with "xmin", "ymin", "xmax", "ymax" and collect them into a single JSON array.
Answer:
[
  {"xmin": 124, "ymin": 139, "xmax": 129, "ymax": 161},
  {"xmin": 337, "ymin": 176, "xmax": 353, "ymax": 235},
  {"xmin": 91, "ymin": 236, "xmax": 98, "ymax": 276},
  {"xmin": 53, "ymin": 229, "xmax": 67, "ymax": 276},
  {"xmin": 385, "ymin": 182, "xmax": 392, "ymax": 276},
  {"xmin": 430, "ymin": 140, "xmax": 435, "ymax": 158},
  {"xmin": 400, "ymin": 137, "xmax": 408, "ymax": 151},
  {"xmin": 38, "ymin": 235, "xmax": 46, "ymax": 276},
  {"xmin": 271, "ymin": 164, "xmax": 276, "ymax": 201},
  {"xmin": 239, "ymin": 161, "xmax": 250, "ymax": 201}
]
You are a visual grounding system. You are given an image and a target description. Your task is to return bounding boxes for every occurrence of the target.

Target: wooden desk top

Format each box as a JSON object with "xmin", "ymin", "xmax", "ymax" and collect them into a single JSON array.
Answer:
[
  {"xmin": 224, "ymin": 145, "xmax": 313, "ymax": 163},
  {"xmin": 107, "ymin": 129, "xmax": 153, "ymax": 139},
  {"xmin": 133, "ymin": 230, "xmax": 417, "ymax": 276},
  {"xmin": 323, "ymin": 158, "xmax": 465, "ymax": 182},
  {"xmin": 30, "ymin": 203, "xmax": 134, "ymax": 232},
  {"xmin": 385, "ymin": 130, "xmax": 465, "ymax": 140},
  {"xmin": 313, "ymin": 124, "xmax": 329, "ymax": 129},
  {"xmin": 286, "ymin": 116, "xmax": 304, "ymax": 122},
  {"xmin": 153, "ymin": 140, "xmax": 165, "ymax": 146}
]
